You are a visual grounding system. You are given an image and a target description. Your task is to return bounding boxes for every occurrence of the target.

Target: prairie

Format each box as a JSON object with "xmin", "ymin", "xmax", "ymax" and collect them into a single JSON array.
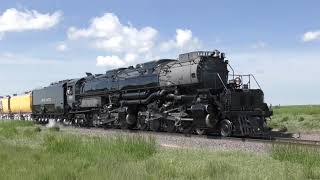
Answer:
[
  {"xmin": 0, "ymin": 120, "xmax": 320, "ymax": 180},
  {"xmin": 269, "ymin": 105, "xmax": 320, "ymax": 132}
]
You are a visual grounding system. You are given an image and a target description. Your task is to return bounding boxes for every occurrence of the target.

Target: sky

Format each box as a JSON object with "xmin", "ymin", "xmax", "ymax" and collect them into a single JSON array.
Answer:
[{"xmin": 0, "ymin": 0, "xmax": 319, "ymax": 105}]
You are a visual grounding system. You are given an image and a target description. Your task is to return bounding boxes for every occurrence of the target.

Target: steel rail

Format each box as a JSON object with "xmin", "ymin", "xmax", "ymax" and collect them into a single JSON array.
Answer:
[{"xmin": 206, "ymin": 136, "xmax": 320, "ymax": 147}]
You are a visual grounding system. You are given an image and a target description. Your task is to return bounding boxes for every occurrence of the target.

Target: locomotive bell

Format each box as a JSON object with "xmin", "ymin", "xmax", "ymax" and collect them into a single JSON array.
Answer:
[
  {"xmin": 235, "ymin": 77, "xmax": 242, "ymax": 86},
  {"xmin": 213, "ymin": 50, "xmax": 220, "ymax": 58}
]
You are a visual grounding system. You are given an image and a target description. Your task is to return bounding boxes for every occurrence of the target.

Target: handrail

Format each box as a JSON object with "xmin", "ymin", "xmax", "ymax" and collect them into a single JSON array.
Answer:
[
  {"xmin": 228, "ymin": 74, "xmax": 262, "ymax": 90},
  {"xmin": 227, "ymin": 64, "xmax": 235, "ymax": 80},
  {"xmin": 216, "ymin": 73, "xmax": 228, "ymax": 91},
  {"xmin": 249, "ymin": 74, "xmax": 262, "ymax": 89}
]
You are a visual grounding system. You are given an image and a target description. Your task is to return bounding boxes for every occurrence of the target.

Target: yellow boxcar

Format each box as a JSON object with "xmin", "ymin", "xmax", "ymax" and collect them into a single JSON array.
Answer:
[
  {"xmin": 0, "ymin": 97, "xmax": 3, "ymax": 113},
  {"xmin": 10, "ymin": 94, "xmax": 32, "ymax": 113},
  {"xmin": 1, "ymin": 97, "xmax": 10, "ymax": 113}
]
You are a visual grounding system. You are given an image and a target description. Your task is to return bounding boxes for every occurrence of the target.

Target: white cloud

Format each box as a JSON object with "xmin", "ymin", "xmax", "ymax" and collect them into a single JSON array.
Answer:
[
  {"xmin": 251, "ymin": 41, "xmax": 268, "ymax": 49},
  {"xmin": 302, "ymin": 31, "xmax": 320, "ymax": 42},
  {"xmin": 96, "ymin": 53, "xmax": 138, "ymax": 68},
  {"xmin": 56, "ymin": 43, "xmax": 68, "ymax": 51},
  {"xmin": 124, "ymin": 53, "xmax": 137, "ymax": 63},
  {"xmin": 176, "ymin": 29, "xmax": 192, "ymax": 47},
  {"xmin": 96, "ymin": 55, "xmax": 126, "ymax": 67},
  {"xmin": 68, "ymin": 13, "xmax": 157, "ymax": 54},
  {"xmin": 160, "ymin": 29, "xmax": 201, "ymax": 52},
  {"xmin": 0, "ymin": 8, "xmax": 62, "ymax": 38},
  {"xmin": 68, "ymin": 13, "xmax": 203, "ymax": 68},
  {"xmin": 68, "ymin": 13, "xmax": 121, "ymax": 39}
]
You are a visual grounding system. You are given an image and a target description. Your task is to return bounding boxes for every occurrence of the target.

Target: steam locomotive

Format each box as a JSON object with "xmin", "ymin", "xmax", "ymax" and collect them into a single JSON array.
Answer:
[{"xmin": 0, "ymin": 50, "xmax": 272, "ymax": 137}]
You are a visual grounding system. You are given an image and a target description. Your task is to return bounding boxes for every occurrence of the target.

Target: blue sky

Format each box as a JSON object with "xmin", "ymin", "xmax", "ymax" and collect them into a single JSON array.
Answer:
[{"xmin": 0, "ymin": 0, "xmax": 320, "ymax": 105}]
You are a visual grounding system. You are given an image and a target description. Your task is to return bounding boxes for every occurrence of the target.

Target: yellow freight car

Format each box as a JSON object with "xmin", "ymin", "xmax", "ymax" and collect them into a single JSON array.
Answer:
[
  {"xmin": 0, "ymin": 97, "xmax": 3, "ymax": 113},
  {"xmin": 1, "ymin": 97, "xmax": 10, "ymax": 114},
  {"xmin": 10, "ymin": 93, "xmax": 32, "ymax": 113},
  {"xmin": 0, "ymin": 97, "xmax": 2, "ymax": 111},
  {"xmin": 0, "ymin": 97, "xmax": 11, "ymax": 119}
]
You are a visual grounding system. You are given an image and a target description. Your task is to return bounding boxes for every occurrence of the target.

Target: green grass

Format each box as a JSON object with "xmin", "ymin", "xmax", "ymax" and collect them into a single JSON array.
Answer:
[
  {"xmin": 273, "ymin": 105, "xmax": 320, "ymax": 115},
  {"xmin": 269, "ymin": 105, "xmax": 320, "ymax": 132},
  {"xmin": 0, "ymin": 120, "xmax": 320, "ymax": 179},
  {"xmin": 0, "ymin": 120, "xmax": 34, "ymax": 138},
  {"xmin": 271, "ymin": 144, "xmax": 320, "ymax": 179}
]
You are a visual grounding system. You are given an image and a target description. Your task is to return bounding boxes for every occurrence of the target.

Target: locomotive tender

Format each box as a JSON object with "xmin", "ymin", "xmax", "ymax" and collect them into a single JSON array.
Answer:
[{"xmin": 0, "ymin": 50, "xmax": 272, "ymax": 137}]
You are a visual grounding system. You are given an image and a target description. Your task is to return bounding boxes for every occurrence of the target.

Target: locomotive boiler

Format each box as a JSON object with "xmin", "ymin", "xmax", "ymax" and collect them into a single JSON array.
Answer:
[{"xmin": 30, "ymin": 50, "xmax": 272, "ymax": 137}]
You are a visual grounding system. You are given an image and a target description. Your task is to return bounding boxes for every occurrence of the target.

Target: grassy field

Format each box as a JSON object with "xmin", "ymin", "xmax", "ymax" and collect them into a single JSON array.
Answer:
[
  {"xmin": 269, "ymin": 105, "xmax": 320, "ymax": 132},
  {"xmin": 1, "ymin": 120, "xmax": 320, "ymax": 179}
]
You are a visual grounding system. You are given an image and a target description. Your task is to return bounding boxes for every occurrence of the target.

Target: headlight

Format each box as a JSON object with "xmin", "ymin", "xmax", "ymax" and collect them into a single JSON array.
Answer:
[{"xmin": 235, "ymin": 77, "xmax": 242, "ymax": 86}]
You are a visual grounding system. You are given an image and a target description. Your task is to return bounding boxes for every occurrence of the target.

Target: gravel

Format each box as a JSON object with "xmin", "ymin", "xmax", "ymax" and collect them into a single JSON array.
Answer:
[
  {"xmin": 58, "ymin": 126, "xmax": 271, "ymax": 154},
  {"xmin": 3, "ymin": 119, "xmax": 319, "ymax": 154},
  {"xmin": 295, "ymin": 133, "xmax": 320, "ymax": 141}
]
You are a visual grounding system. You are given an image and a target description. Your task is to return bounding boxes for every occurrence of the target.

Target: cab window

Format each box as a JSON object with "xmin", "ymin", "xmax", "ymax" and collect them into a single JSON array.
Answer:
[{"xmin": 67, "ymin": 86, "xmax": 73, "ymax": 95}]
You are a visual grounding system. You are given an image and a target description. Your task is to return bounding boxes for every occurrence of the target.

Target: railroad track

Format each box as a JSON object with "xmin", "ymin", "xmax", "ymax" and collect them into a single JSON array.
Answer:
[
  {"xmin": 267, "ymin": 137, "xmax": 320, "ymax": 146},
  {"xmin": 207, "ymin": 136, "xmax": 320, "ymax": 147},
  {"xmin": 3, "ymin": 119, "xmax": 320, "ymax": 147},
  {"xmin": 58, "ymin": 125, "xmax": 320, "ymax": 147}
]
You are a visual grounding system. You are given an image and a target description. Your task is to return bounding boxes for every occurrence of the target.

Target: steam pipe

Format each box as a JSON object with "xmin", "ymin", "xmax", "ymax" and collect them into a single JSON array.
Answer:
[
  {"xmin": 122, "ymin": 92, "xmax": 148, "ymax": 100},
  {"xmin": 120, "ymin": 90, "xmax": 167, "ymax": 105}
]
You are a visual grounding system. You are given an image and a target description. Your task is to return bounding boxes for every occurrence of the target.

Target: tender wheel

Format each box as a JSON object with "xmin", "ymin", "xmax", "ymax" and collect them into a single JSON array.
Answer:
[
  {"xmin": 195, "ymin": 128, "xmax": 206, "ymax": 135},
  {"xmin": 219, "ymin": 119, "xmax": 233, "ymax": 137}
]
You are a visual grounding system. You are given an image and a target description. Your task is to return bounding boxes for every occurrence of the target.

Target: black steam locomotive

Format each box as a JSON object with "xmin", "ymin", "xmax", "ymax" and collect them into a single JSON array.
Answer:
[{"xmin": 32, "ymin": 50, "xmax": 272, "ymax": 137}]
